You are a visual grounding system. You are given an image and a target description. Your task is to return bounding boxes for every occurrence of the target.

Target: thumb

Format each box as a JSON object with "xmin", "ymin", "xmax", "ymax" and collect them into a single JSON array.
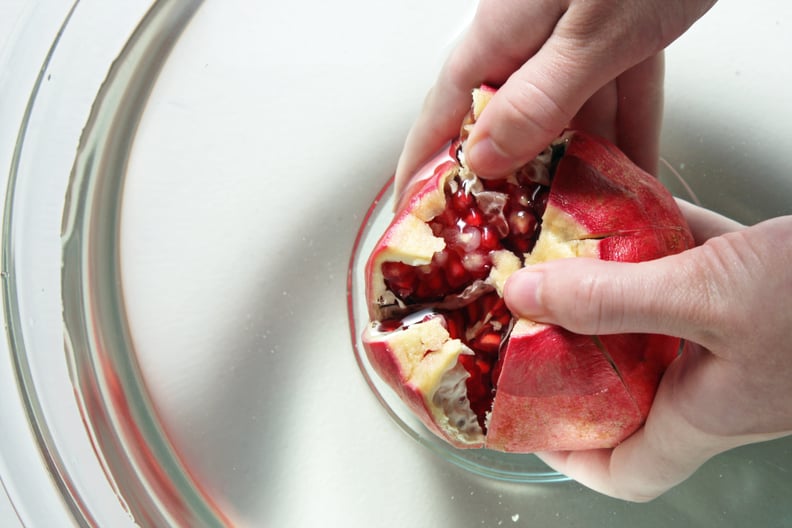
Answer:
[
  {"xmin": 502, "ymin": 253, "xmax": 721, "ymax": 348},
  {"xmin": 463, "ymin": 48, "xmax": 602, "ymax": 177},
  {"xmin": 464, "ymin": 12, "xmax": 652, "ymax": 177}
]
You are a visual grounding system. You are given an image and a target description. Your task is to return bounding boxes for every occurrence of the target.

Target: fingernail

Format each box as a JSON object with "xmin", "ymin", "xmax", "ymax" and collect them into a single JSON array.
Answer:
[
  {"xmin": 504, "ymin": 270, "xmax": 543, "ymax": 317},
  {"xmin": 466, "ymin": 137, "xmax": 519, "ymax": 177}
]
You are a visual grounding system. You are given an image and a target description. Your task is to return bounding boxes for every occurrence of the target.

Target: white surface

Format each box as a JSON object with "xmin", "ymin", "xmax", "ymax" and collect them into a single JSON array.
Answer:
[
  {"xmin": 1, "ymin": 1, "xmax": 790, "ymax": 527},
  {"xmin": 120, "ymin": 1, "xmax": 478, "ymax": 524},
  {"xmin": 661, "ymin": 0, "xmax": 792, "ymax": 224},
  {"xmin": 0, "ymin": 482, "xmax": 20, "ymax": 528}
]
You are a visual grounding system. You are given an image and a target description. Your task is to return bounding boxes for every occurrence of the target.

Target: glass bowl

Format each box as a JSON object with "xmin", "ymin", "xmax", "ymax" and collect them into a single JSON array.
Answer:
[{"xmin": 2, "ymin": 1, "xmax": 791, "ymax": 527}]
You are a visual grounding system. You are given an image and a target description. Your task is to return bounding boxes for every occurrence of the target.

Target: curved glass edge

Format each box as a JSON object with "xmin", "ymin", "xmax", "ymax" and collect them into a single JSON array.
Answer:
[
  {"xmin": 1, "ymin": 2, "xmax": 105, "ymax": 526},
  {"xmin": 346, "ymin": 177, "xmax": 569, "ymax": 484},
  {"xmin": 57, "ymin": 1, "xmax": 234, "ymax": 527}
]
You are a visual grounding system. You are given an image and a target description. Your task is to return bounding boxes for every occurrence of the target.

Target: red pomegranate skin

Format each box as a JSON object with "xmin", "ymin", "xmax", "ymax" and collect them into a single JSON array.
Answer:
[{"xmin": 362, "ymin": 88, "xmax": 694, "ymax": 452}]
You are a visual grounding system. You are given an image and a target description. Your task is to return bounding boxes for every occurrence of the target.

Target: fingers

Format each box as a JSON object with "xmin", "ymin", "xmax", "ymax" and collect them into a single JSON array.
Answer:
[
  {"xmin": 396, "ymin": 0, "xmax": 665, "ymax": 199},
  {"xmin": 394, "ymin": 0, "xmax": 564, "ymax": 202},
  {"xmin": 504, "ymin": 213, "xmax": 790, "ymax": 351},
  {"xmin": 535, "ymin": 399, "xmax": 714, "ymax": 501},
  {"xmin": 675, "ymin": 199, "xmax": 745, "ymax": 244},
  {"xmin": 463, "ymin": 2, "xmax": 661, "ymax": 177},
  {"xmin": 504, "ymin": 256, "xmax": 716, "ymax": 345},
  {"xmin": 510, "ymin": 214, "xmax": 792, "ymax": 501},
  {"xmin": 536, "ymin": 345, "xmax": 792, "ymax": 501},
  {"xmin": 502, "ymin": 211, "xmax": 749, "ymax": 348},
  {"xmin": 393, "ymin": 83, "xmax": 474, "ymax": 205},
  {"xmin": 613, "ymin": 53, "xmax": 665, "ymax": 175},
  {"xmin": 394, "ymin": 0, "xmax": 717, "ymax": 199},
  {"xmin": 536, "ymin": 348, "xmax": 723, "ymax": 502},
  {"xmin": 463, "ymin": 43, "xmax": 606, "ymax": 177},
  {"xmin": 569, "ymin": 53, "xmax": 665, "ymax": 175}
]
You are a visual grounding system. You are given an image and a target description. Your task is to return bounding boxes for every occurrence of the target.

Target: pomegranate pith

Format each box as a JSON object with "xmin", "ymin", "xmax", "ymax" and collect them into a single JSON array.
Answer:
[{"xmin": 362, "ymin": 86, "xmax": 694, "ymax": 452}]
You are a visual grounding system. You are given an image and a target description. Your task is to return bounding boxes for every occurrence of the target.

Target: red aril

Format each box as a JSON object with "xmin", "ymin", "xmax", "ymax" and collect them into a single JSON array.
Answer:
[{"xmin": 362, "ymin": 86, "xmax": 694, "ymax": 452}]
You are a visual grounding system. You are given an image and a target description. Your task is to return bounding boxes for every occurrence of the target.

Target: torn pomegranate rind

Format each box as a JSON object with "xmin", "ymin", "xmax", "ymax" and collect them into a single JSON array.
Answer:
[{"xmin": 362, "ymin": 87, "xmax": 693, "ymax": 452}]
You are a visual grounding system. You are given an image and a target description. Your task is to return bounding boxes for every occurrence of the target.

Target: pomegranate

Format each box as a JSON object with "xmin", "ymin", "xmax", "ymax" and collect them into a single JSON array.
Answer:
[{"xmin": 362, "ymin": 86, "xmax": 694, "ymax": 452}]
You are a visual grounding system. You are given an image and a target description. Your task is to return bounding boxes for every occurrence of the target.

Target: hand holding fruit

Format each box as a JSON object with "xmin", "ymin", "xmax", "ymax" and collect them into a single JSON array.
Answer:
[
  {"xmin": 364, "ymin": 87, "xmax": 695, "ymax": 454},
  {"xmin": 505, "ymin": 204, "xmax": 792, "ymax": 501},
  {"xmin": 395, "ymin": 0, "xmax": 717, "ymax": 201},
  {"xmin": 387, "ymin": 0, "xmax": 792, "ymax": 502}
]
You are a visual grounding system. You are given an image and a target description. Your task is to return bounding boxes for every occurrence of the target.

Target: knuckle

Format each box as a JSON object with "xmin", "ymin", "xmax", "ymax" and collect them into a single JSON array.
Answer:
[
  {"xmin": 574, "ymin": 273, "xmax": 622, "ymax": 335},
  {"xmin": 683, "ymin": 238, "xmax": 751, "ymax": 345}
]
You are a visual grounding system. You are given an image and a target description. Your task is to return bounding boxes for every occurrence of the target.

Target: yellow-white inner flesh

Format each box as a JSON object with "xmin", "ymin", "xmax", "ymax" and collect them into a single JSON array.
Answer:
[{"xmin": 383, "ymin": 317, "xmax": 484, "ymax": 444}]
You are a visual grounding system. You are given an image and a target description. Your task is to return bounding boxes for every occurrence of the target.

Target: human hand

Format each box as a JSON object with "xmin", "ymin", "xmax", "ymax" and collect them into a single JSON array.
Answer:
[
  {"xmin": 502, "ymin": 200, "xmax": 792, "ymax": 502},
  {"xmin": 394, "ymin": 0, "xmax": 716, "ymax": 203}
]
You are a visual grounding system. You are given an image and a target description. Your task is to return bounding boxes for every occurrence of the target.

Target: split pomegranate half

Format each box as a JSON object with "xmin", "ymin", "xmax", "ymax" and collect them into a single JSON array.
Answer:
[{"xmin": 362, "ymin": 87, "xmax": 694, "ymax": 452}]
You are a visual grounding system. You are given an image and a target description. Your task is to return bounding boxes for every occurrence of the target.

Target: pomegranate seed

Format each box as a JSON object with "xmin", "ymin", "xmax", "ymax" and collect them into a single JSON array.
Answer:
[
  {"xmin": 381, "ymin": 261, "xmax": 410, "ymax": 281},
  {"xmin": 464, "ymin": 207, "xmax": 484, "ymax": 227},
  {"xmin": 508, "ymin": 236, "xmax": 534, "ymax": 254},
  {"xmin": 417, "ymin": 264, "xmax": 433, "ymax": 275},
  {"xmin": 465, "ymin": 303, "xmax": 480, "ymax": 325},
  {"xmin": 433, "ymin": 249, "xmax": 449, "ymax": 267},
  {"xmin": 533, "ymin": 186, "xmax": 549, "ymax": 214},
  {"xmin": 441, "ymin": 227, "xmax": 461, "ymax": 245},
  {"xmin": 476, "ymin": 357, "xmax": 491, "ymax": 375},
  {"xmin": 511, "ymin": 188, "xmax": 531, "ymax": 208},
  {"xmin": 445, "ymin": 254, "xmax": 469, "ymax": 289},
  {"xmin": 451, "ymin": 188, "xmax": 473, "ymax": 212},
  {"xmin": 462, "ymin": 252, "xmax": 488, "ymax": 275},
  {"xmin": 460, "ymin": 226, "xmax": 482, "ymax": 252},
  {"xmin": 380, "ymin": 172, "xmax": 555, "ymax": 433},
  {"xmin": 416, "ymin": 267, "xmax": 446, "ymax": 298},
  {"xmin": 458, "ymin": 354, "xmax": 476, "ymax": 372},
  {"xmin": 509, "ymin": 210, "xmax": 536, "ymax": 235},
  {"xmin": 382, "ymin": 261, "xmax": 416, "ymax": 297},
  {"xmin": 480, "ymin": 226, "xmax": 500, "ymax": 251},
  {"xmin": 479, "ymin": 293, "xmax": 500, "ymax": 316},
  {"xmin": 473, "ymin": 332, "xmax": 502, "ymax": 356},
  {"xmin": 466, "ymin": 375, "xmax": 486, "ymax": 399},
  {"xmin": 435, "ymin": 208, "xmax": 457, "ymax": 227},
  {"xmin": 445, "ymin": 316, "xmax": 462, "ymax": 339}
]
